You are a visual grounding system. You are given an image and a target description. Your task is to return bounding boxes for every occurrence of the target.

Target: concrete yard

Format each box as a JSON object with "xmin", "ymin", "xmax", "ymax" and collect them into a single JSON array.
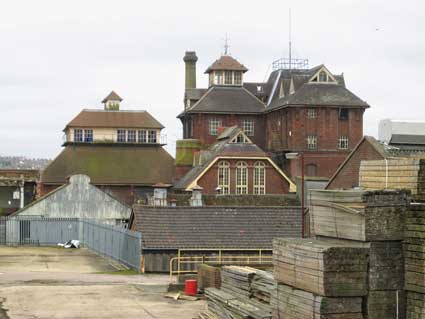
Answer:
[{"xmin": 0, "ymin": 246, "xmax": 206, "ymax": 319}]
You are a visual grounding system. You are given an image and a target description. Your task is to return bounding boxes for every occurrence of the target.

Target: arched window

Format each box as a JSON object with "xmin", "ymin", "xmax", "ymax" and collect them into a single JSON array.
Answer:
[
  {"xmin": 236, "ymin": 161, "xmax": 248, "ymax": 194},
  {"xmin": 253, "ymin": 161, "xmax": 266, "ymax": 195},
  {"xmin": 306, "ymin": 164, "xmax": 318, "ymax": 177},
  {"xmin": 217, "ymin": 161, "xmax": 230, "ymax": 194}
]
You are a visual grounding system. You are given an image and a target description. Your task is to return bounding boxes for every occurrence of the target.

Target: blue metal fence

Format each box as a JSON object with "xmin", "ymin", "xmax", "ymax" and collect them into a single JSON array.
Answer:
[{"xmin": 0, "ymin": 216, "xmax": 142, "ymax": 271}]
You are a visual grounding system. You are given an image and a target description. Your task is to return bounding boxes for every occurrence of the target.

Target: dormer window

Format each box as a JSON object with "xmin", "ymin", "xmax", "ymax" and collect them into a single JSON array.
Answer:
[{"xmin": 319, "ymin": 71, "xmax": 328, "ymax": 82}]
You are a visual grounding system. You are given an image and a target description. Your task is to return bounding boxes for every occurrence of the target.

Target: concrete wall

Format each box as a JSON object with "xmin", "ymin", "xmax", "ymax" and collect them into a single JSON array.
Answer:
[
  {"xmin": 379, "ymin": 119, "xmax": 425, "ymax": 143},
  {"xmin": 17, "ymin": 175, "xmax": 131, "ymax": 224}
]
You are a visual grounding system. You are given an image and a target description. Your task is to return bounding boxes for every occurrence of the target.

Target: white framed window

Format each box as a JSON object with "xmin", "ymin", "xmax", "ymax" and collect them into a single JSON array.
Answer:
[
  {"xmin": 307, "ymin": 135, "xmax": 317, "ymax": 150},
  {"xmin": 242, "ymin": 120, "xmax": 254, "ymax": 136},
  {"xmin": 209, "ymin": 118, "xmax": 222, "ymax": 136},
  {"xmin": 148, "ymin": 130, "xmax": 157, "ymax": 143},
  {"xmin": 214, "ymin": 71, "xmax": 223, "ymax": 85},
  {"xmin": 138, "ymin": 130, "xmax": 147, "ymax": 143},
  {"xmin": 319, "ymin": 71, "xmax": 328, "ymax": 82},
  {"xmin": 218, "ymin": 161, "xmax": 230, "ymax": 194},
  {"xmin": 307, "ymin": 108, "xmax": 317, "ymax": 119},
  {"xmin": 232, "ymin": 133, "xmax": 248, "ymax": 144},
  {"xmin": 253, "ymin": 161, "xmax": 266, "ymax": 195},
  {"xmin": 127, "ymin": 130, "xmax": 136, "ymax": 143},
  {"xmin": 338, "ymin": 136, "xmax": 349, "ymax": 149},
  {"xmin": 74, "ymin": 129, "xmax": 83, "ymax": 142},
  {"xmin": 225, "ymin": 71, "xmax": 233, "ymax": 85},
  {"xmin": 236, "ymin": 161, "xmax": 248, "ymax": 195},
  {"xmin": 234, "ymin": 72, "xmax": 242, "ymax": 85},
  {"xmin": 117, "ymin": 129, "xmax": 126, "ymax": 142}
]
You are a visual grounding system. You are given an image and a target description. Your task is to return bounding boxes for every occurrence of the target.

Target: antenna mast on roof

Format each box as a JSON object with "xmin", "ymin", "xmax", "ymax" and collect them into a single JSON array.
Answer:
[
  {"xmin": 289, "ymin": 8, "xmax": 292, "ymax": 70},
  {"xmin": 223, "ymin": 33, "xmax": 230, "ymax": 55}
]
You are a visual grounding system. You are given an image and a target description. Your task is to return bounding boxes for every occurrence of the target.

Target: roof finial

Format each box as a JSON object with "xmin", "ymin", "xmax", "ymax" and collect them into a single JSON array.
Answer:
[{"xmin": 223, "ymin": 33, "xmax": 230, "ymax": 55}]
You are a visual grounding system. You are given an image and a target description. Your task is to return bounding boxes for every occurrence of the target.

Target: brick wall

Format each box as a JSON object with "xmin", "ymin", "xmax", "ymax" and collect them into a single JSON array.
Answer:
[
  {"xmin": 326, "ymin": 139, "xmax": 384, "ymax": 189},
  {"xmin": 195, "ymin": 158, "xmax": 290, "ymax": 194},
  {"xmin": 185, "ymin": 114, "xmax": 266, "ymax": 148}
]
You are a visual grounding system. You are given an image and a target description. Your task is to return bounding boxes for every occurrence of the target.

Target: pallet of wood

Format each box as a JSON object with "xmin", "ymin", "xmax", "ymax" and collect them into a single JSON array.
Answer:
[
  {"xmin": 406, "ymin": 291, "xmax": 425, "ymax": 319},
  {"xmin": 369, "ymin": 241, "xmax": 404, "ymax": 290},
  {"xmin": 251, "ymin": 270, "xmax": 276, "ymax": 304},
  {"xmin": 359, "ymin": 158, "xmax": 425, "ymax": 195},
  {"xmin": 365, "ymin": 290, "xmax": 406, "ymax": 319},
  {"xmin": 309, "ymin": 189, "xmax": 409, "ymax": 241},
  {"xmin": 220, "ymin": 266, "xmax": 257, "ymax": 298},
  {"xmin": 204, "ymin": 287, "xmax": 271, "ymax": 319},
  {"xmin": 404, "ymin": 203, "xmax": 425, "ymax": 294},
  {"xmin": 273, "ymin": 238, "xmax": 368, "ymax": 297},
  {"xmin": 197, "ymin": 264, "xmax": 221, "ymax": 291},
  {"xmin": 271, "ymin": 283, "xmax": 363, "ymax": 319}
]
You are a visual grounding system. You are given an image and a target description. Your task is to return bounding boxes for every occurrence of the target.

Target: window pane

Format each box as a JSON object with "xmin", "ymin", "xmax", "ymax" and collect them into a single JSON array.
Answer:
[
  {"xmin": 218, "ymin": 161, "xmax": 230, "ymax": 194},
  {"xmin": 148, "ymin": 130, "xmax": 157, "ymax": 143},
  {"xmin": 307, "ymin": 108, "xmax": 317, "ymax": 119},
  {"xmin": 74, "ymin": 129, "xmax": 83, "ymax": 142},
  {"xmin": 319, "ymin": 71, "xmax": 327, "ymax": 82},
  {"xmin": 84, "ymin": 129, "xmax": 93, "ymax": 142},
  {"xmin": 242, "ymin": 120, "xmax": 254, "ymax": 136},
  {"xmin": 117, "ymin": 130, "xmax": 126, "ymax": 142},
  {"xmin": 236, "ymin": 162, "xmax": 248, "ymax": 195},
  {"xmin": 138, "ymin": 130, "xmax": 147, "ymax": 143},
  {"xmin": 307, "ymin": 135, "xmax": 317, "ymax": 149},
  {"xmin": 338, "ymin": 136, "xmax": 349, "ymax": 149},
  {"xmin": 209, "ymin": 119, "xmax": 221, "ymax": 136},
  {"xmin": 254, "ymin": 161, "xmax": 266, "ymax": 195},
  {"xmin": 127, "ymin": 130, "xmax": 136, "ymax": 142},
  {"xmin": 234, "ymin": 72, "xmax": 242, "ymax": 84},
  {"xmin": 339, "ymin": 109, "xmax": 349, "ymax": 120},
  {"xmin": 225, "ymin": 71, "xmax": 233, "ymax": 85}
]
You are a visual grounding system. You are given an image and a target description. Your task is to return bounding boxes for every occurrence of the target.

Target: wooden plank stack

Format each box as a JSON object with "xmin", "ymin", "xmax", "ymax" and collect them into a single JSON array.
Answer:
[
  {"xmin": 271, "ymin": 283, "xmax": 363, "ymax": 319},
  {"xmin": 221, "ymin": 266, "xmax": 256, "ymax": 298},
  {"xmin": 310, "ymin": 189, "xmax": 409, "ymax": 241},
  {"xmin": 273, "ymin": 238, "xmax": 368, "ymax": 297},
  {"xmin": 404, "ymin": 203, "xmax": 425, "ymax": 318},
  {"xmin": 359, "ymin": 158, "xmax": 425, "ymax": 198},
  {"xmin": 301, "ymin": 189, "xmax": 411, "ymax": 319},
  {"xmin": 251, "ymin": 270, "xmax": 276, "ymax": 304},
  {"xmin": 197, "ymin": 264, "xmax": 221, "ymax": 292}
]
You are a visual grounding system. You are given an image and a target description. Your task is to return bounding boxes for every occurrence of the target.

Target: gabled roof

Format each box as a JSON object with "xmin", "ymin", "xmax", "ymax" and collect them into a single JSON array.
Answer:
[
  {"xmin": 205, "ymin": 55, "xmax": 248, "ymax": 73},
  {"xmin": 130, "ymin": 206, "xmax": 302, "ymax": 249},
  {"xmin": 102, "ymin": 91, "xmax": 123, "ymax": 103},
  {"xmin": 174, "ymin": 127, "xmax": 295, "ymax": 191},
  {"xmin": 65, "ymin": 109, "xmax": 164, "ymax": 130},
  {"xmin": 180, "ymin": 86, "xmax": 265, "ymax": 116},
  {"xmin": 41, "ymin": 145, "xmax": 174, "ymax": 186}
]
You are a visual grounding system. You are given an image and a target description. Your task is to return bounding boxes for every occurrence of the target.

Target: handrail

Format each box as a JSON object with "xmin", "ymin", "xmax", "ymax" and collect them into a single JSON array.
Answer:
[{"xmin": 169, "ymin": 249, "xmax": 273, "ymax": 282}]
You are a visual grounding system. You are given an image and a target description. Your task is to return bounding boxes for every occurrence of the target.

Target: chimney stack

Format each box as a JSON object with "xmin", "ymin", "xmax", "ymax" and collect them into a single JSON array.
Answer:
[{"xmin": 183, "ymin": 51, "xmax": 198, "ymax": 89}]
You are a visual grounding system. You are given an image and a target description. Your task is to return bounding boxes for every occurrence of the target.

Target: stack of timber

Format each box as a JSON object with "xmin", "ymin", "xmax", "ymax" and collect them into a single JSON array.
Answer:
[
  {"xmin": 197, "ymin": 264, "xmax": 221, "ymax": 292},
  {"xmin": 366, "ymin": 290, "xmax": 406, "ymax": 319},
  {"xmin": 406, "ymin": 291, "xmax": 425, "ymax": 319},
  {"xmin": 221, "ymin": 266, "xmax": 256, "ymax": 298},
  {"xmin": 309, "ymin": 189, "xmax": 409, "ymax": 241},
  {"xmin": 359, "ymin": 158, "xmax": 425, "ymax": 199},
  {"xmin": 271, "ymin": 283, "xmax": 363, "ymax": 319},
  {"xmin": 404, "ymin": 203, "xmax": 425, "ymax": 318},
  {"xmin": 273, "ymin": 238, "xmax": 368, "ymax": 297},
  {"xmin": 202, "ymin": 287, "xmax": 271, "ymax": 319},
  {"xmin": 251, "ymin": 270, "xmax": 276, "ymax": 304}
]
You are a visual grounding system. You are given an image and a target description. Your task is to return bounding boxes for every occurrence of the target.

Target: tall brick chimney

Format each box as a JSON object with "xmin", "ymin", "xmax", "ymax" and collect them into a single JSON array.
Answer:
[{"xmin": 183, "ymin": 51, "xmax": 198, "ymax": 89}]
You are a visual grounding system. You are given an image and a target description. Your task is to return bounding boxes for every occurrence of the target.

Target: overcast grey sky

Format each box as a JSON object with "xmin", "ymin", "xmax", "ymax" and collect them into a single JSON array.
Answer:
[{"xmin": 1, "ymin": 0, "xmax": 424, "ymax": 159}]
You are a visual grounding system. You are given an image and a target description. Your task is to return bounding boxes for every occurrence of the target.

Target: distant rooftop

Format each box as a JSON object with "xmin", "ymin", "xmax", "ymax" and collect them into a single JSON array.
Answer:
[{"xmin": 0, "ymin": 156, "xmax": 50, "ymax": 170}]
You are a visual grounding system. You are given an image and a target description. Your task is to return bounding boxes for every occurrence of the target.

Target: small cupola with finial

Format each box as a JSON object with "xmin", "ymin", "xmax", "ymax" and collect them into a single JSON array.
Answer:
[
  {"xmin": 102, "ymin": 91, "xmax": 123, "ymax": 110},
  {"xmin": 205, "ymin": 38, "xmax": 248, "ymax": 87}
]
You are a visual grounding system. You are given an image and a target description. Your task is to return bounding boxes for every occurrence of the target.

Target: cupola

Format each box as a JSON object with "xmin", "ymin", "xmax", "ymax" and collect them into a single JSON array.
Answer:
[
  {"xmin": 205, "ymin": 55, "xmax": 248, "ymax": 87},
  {"xmin": 102, "ymin": 91, "xmax": 123, "ymax": 110}
]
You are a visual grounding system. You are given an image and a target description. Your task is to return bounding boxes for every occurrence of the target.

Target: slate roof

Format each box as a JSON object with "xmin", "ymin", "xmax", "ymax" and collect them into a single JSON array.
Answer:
[
  {"xmin": 130, "ymin": 206, "xmax": 302, "ymax": 250},
  {"xmin": 184, "ymin": 88, "xmax": 208, "ymax": 101},
  {"xmin": 390, "ymin": 134, "xmax": 425, "ymax": 146},
  {"xmin": 205, "ymin": 55, "xmax": 248, "ymax": 73},
  {"xmin": 181, "ymin": 86, "xmax": 265, "ymax": 115},
  {"xmin": 41, "ymin": 145, "xmax": 174, "ymax": 185},
  {"xmin": 65, "ymin": 109, "xmax": 164, "ymax": 130},
  {"xmin": 267, "ymin": 83, "xmax": 369, "ymax": 110},
  {"xmin": 102, "ymin": 91, "xmax": 123, "ymax": 103}
]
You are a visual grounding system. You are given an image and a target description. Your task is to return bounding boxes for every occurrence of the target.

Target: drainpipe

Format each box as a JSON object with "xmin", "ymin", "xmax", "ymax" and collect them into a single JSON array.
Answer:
[{"xmin": 19, "ymin": 175, "xmax": 25, "ymax": 209}]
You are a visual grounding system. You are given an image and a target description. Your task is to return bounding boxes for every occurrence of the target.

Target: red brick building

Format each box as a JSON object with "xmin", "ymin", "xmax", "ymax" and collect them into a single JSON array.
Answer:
[
  {"xmin": 174, "ymin": 127, "xmax": 295, "ymax": 194},
  {"xmin": 178, "ymin": 52, "xmax": 370, "ymax": 182}
]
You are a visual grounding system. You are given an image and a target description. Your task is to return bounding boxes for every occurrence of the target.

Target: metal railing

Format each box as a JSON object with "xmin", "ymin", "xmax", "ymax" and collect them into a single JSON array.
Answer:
[
  {"xmin": 169, "ymin": 248, "xmax": 272, "ymax": 281},
  {"xmin": 0, "ymin": 216, "xmax": 142, "ymax": 271}
]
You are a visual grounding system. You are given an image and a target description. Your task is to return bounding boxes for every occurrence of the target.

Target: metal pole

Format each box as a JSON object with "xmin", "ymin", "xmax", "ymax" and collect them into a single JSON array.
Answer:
[{"xmin": 301, "ymin": 153, "xmax": 305, "ymax": 238}]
